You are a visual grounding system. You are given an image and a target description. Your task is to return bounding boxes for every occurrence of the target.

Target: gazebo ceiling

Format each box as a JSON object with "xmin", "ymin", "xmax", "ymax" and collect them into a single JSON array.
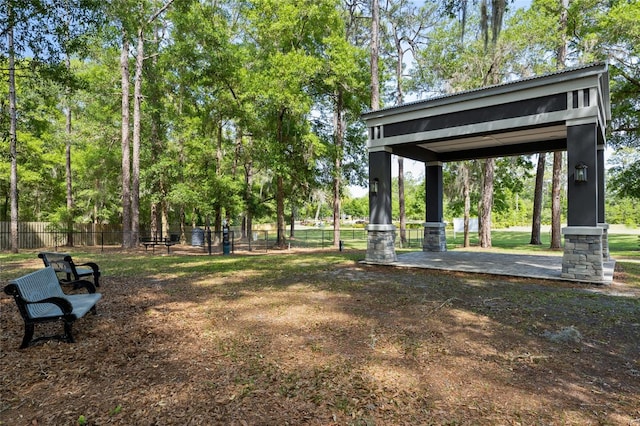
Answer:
[
  {"xmin": 418, "ymin": 124, "xmax": 567, "ymax": 153},
  {"xmin": 362, "ymin": 63, "xmax": 610, "ymax": 164}
]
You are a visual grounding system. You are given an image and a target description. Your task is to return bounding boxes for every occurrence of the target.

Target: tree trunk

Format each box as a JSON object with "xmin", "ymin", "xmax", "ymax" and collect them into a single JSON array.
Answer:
[
  {"xmin": 462, "ymin": 163, "xmax": 471, "ymax": 248},
  {"xmin": 125, "ymin": 2, "xmax": 174, "ymax": 246},
  {"xmin": 550, "ymin": 0, "xmax": 570, "ymax": 250},
  {"xmin": 162, "ymin": 198, "xmax": 169, "ymax": 239},
  {"xmin": 290, "ymin": 207, "xmax": 296, "ymax": 238},
  {"xmin": 332, "ymin": 164, "xmax": 341, "ymax": 247},
  {"xmin": 62, "ymin": 0, "xmax": 74, "ymax": 245},
  {"xmin": 243, "ymin": 135, "xmax": 254, "ymax": 241},
  {"xmin": 370, "ymin": 0, "xmax": 380, "ymax": 110},
  {"xmin": 276, "ymin": 109, "xmax": 286, "ymax": 248},
  {"xmin": 149, "ymin": 27, "xmax": 162, "ymax": 241},
  {"xmin": 276, "ymin": 175, "xmax": 286, "ymax": 248},
  {"xmin": 530, "ymin": 153, "xmax": 546, "ymax": 245},
  {"xmin": 65, "ymin": 53, "xmax": 74, "ymax": 247},
  {"xmin": 333, "ymin": 90, "xmax": 344, "ymax": 248},
  {"xmin": 150, "ymin": 203, "xmax": 158, "ymax": 239},
  {"xmin": 395, "ymin": 31, "xmax": 407, "ymax": 247},
  {"xmin": 121, "ymin": 33, "xmax": 132, "ymax": 248},
  {"xmin": 216, "ymin": 120, "xmax": 223, "ymax": 175},
  {"xmin": 477, "ymin": 0, "xmax": 505, "ymax": 249},
  {"xmin": 551, "ymin": 151, "xmax": 563, "ymax": 249},
  {"xmin": 399, "ymin": 157, "xmax": 406, "ymax": 245},
  {"xmin": 131, "ymin": 27, "xmax": 144, "ymax": 248},
  {"xmin": 8, "ymin": 12, "xmax": 19, "ymax": 253},
  {"xmin": 557, "ymin": 0, "xmax": 569, "ymax": 68},
  {"xmin": 232, "ymin": 130, "xmax": 242, "ymax": 179},
  {"xmin": 159, "ymin": 179, "xmax": 168, "ymax": 239},
  {"xmin": 180, "ymin": 205, "xmax": 185, "ymax": 243},
  {"xmin": 245, "ymin": 214, "xmax": 252, "ymax": 246},
  {"xmin": 479, "ymin": 158, "xmax": 494, "ymax": 248},
  {"xmin": 214, "ymin": 120, "xmax": 223, "ymax": 243},
  {"xmin": 214, "ymin": 206, "xmax": 221, "ymax": 241}
]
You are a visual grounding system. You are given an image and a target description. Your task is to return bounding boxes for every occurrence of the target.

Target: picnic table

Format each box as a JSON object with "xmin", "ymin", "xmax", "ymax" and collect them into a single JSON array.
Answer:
[{"xmin": 140, "ymin": 234, "xmax": 180, "ymax": 253}]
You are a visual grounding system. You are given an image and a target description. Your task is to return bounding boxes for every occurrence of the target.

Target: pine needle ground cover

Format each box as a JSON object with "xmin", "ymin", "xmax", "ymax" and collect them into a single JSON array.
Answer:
[{"xmin": 1, "ymin": 249, "xmax": 639, "ymax": 425}]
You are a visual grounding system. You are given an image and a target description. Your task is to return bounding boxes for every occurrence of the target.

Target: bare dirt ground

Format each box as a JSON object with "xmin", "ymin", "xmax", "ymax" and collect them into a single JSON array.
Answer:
[{"xmin": 1, "ymin": 251, "xmax": 639, "ymax": 425}]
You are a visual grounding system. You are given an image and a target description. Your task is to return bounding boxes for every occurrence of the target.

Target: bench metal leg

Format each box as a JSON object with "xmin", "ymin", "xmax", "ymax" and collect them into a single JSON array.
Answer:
[
  {"xmin": 20, "ymin": 324, "xmax": 35, "ymax": 349},
  {"xmin": 19, "ymin": 319, "xmax": 78, "ymax": 348},
  {"xmin": 64, "ymin": 320, "xmax": 75, "ymax": 343}
]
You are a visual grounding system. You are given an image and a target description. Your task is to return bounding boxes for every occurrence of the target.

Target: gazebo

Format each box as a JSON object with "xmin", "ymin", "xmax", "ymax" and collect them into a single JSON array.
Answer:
[{"xmin": 361, "ymin": 63, "xmax": 611, "ymax": 283}]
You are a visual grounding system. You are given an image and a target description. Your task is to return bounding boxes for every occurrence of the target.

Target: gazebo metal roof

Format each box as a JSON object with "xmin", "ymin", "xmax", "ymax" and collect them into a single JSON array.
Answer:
[{"xmin": 362, "ymin": 63, "xmax": 610, "ymax": 163}]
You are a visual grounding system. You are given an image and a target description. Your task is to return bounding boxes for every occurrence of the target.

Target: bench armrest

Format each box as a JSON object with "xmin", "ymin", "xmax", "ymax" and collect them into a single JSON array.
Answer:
[
  {"xmin": 4, "ymin": 284, "xmax": 73, "ymax": 315},
  {"xmin": 4, "ymin": 283, "xmax": 18, "ymax": 296},
  {"xmin": 75, "ymin": 261, "xmax": 100, "ymax": 274},
  {"xmin": 71, "ymin": 279, "xmax": 98, "ymax": 294},
  {"xmin": 31, "ymin": 296, "xmax": 74, "ymax": 315}
]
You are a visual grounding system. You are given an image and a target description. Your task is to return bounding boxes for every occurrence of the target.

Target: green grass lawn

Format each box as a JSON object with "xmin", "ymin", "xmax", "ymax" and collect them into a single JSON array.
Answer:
[
  {"xmin": 448, "ymin": 230, "xmax": 639, "ymax": 256},
  {"xmin": 301, "ymin": 227, "xmax": 640, "ymax": 257},
  {"xmin": 0, "ymin": 249, "xmax": 364, "ymax": 281},
  {"xmin": 1, "ymin": 230, "xmax": 637, "ymax": 283}
]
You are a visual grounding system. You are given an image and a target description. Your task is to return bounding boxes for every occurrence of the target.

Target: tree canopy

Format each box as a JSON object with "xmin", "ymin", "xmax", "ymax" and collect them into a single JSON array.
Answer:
[{"xmin": 2, "ymin": 0, "xmax": 639, "ymax": 251}]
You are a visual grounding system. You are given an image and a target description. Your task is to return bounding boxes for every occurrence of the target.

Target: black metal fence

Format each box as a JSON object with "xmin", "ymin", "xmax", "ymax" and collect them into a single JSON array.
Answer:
[{"xmin": 0, "ymin": 222, "xmax": 426, "ymax": 253}]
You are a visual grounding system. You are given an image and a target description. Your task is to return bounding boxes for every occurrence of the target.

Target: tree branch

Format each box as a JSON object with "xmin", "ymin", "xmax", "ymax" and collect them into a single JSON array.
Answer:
[
  {"xmin": 612, "ymin": 125, "xmax": 640, "ymax": 133},
  {"xmin": 147, "ymin": 0, "xmax": 175, "ymax": 25},
  {"xmin": 614, "ymin": 65, "xmax": 640, "ymax": 89}
]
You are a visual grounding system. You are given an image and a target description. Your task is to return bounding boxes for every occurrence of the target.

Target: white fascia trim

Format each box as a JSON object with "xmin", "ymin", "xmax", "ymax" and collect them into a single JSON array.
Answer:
[
  {"xmin": 365, "ymin": 77, "xmax": 600, "ymax": 127},
  {"xmin": 367, "ymin": 145, "xmax": 394, "ymax": 153},
  {"xmin": 566, "ymin": 116, "xmax": 599, "ymax": 127},
  {"xmin": 370, "ymin": 109, "xmax": 598, "ymax": 149}
]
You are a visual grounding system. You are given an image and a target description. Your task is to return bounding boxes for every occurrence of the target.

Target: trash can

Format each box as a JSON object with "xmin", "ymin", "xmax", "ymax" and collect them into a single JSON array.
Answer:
[{"xmin": 191, "ymin": 227, "xmax": 204, "ymax": 247}]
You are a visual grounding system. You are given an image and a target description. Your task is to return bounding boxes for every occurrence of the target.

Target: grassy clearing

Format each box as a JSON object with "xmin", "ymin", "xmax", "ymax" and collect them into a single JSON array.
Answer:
[
  {"xmin": 0, "ymin": 250, "xmax": 362, "ymax": 281},
  {"xmin": 449, "ymin": 230, "xmax": 639, "ymax": 254},
  {"xmin": 335, "ymin": 228, "xmax": 640, "ymax": 255},
  {"xmin": 1, "ymin": 235, "xmax": 639, "ymax": 424}
]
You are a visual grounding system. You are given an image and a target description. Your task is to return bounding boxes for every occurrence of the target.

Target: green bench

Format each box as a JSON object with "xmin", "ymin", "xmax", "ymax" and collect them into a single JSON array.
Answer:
[
  {"xmin": 38, "ymin": 251, "xmax": 101, "ymax": 288},
  {"xmin": 4, "ymin": 267, "xmax": 102, "ymax": 348}
]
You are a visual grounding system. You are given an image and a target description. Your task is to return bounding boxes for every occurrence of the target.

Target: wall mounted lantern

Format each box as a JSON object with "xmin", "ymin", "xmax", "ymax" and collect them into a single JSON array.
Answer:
[
  {"xmin": 370, "ymin": 178, "xmax": 379, "ymax": 195},
  {"xmin": 574, "ymin": 162, "xmax": 588, "ymax": 183}
]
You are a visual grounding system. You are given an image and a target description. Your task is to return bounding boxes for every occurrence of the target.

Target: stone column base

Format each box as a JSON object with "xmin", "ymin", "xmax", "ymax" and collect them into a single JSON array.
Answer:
[
  {"xmin": 562, "ymin": 227, "xmax": 604, "ymax": 282},
  {"xmin": 598, "ymin": 223, "xmax": 610, "ymax": 261},
  {"xmin": 423, "ymin": 222, "xmax": 447, "ymax": 252},
  {"xmin": 365, "ymin": 224, "xmax": 397, "ymax": 263}
]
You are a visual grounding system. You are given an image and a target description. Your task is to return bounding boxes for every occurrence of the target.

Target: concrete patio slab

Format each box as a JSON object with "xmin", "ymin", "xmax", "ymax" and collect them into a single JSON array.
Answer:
[{"xmin": 363, "ymin": 250, "xmax": 615, "ymax": 285}]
